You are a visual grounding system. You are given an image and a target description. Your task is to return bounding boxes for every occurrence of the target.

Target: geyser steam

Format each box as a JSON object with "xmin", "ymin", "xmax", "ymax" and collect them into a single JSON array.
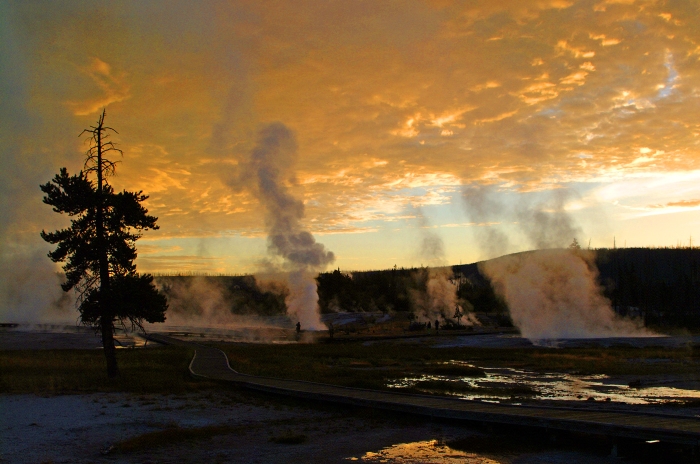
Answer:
[
  {"xmin": 0, "ymin": 249, "xmax": 75, "ymax": 324},
  {"xmin": 237, "ymin": 123, "xmax": 334, "ymax": 330},
  {"xmin": 413, "ymin": 210, "xmax": 478, "ymax": 326},
  {"xmin": 463, "ymin": 185, "xmax": 650, "ymax": 340},
  {"xmin": 461, "ymin": 185, "xmax": 511, "ymax": 258},
  {"xmin": 481, "ymin": 249, "xmax": 649, "ymax": 340}
]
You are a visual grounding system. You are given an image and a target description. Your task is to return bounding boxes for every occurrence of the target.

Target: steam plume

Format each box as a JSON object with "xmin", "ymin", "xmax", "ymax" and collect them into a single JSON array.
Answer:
[
  {"xmin": 516, "ymin": 189, "xmax": 582, "ymax": 250},
  {"xmin": 481, "ymin": 249, "xmax": 650, "ymax": 340},
  {"xmin": 0, "ymin": 249, "xmax": 75, "ymax": 324},
  {"xmin": 413, "ymin": 210, "xmax": 477, "ymax": 326},
  {"xmin": 463, "ymin": 185, "xmax": 648, "ymax": 340},
  {"xmin": 157, "ymin": 277, "xmax": 237, "ymax": 326},
  {"xmin": 154, "ymin": 276, "xmax": 287, "ymax": 330},
  {"xmin": 0, "ymin": 17, "xmax": 78, "ymax": 326},
  {"xmin": 234, "ymin": 123, "xmax": 334, "ymax": 330},
  {"xmin": 462, "ymin": 185, "xmax": 511, "ymax": 259}
]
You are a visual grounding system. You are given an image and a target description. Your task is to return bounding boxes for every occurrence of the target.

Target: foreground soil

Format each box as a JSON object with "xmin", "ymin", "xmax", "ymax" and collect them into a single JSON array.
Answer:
[{"xmin": 1, "ymin": 389, "xmax": 636, "ymax": 464}]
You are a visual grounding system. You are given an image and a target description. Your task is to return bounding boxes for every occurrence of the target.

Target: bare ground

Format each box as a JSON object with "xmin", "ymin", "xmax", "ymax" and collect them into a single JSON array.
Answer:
[{"xmin": 0, "ymin": 389, "xmax": 648, "ymax": 464}]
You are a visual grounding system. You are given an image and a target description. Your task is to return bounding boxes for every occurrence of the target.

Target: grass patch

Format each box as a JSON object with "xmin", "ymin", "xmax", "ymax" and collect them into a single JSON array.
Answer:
[
  {"xmin": 5, "ymin": 337, "xmax": 697, "ymax": 397},
  {"xmin": 115, "ymin": 424, "xmax": 241, "ymax": 453},
  {"xmin": 0, "ymin": 346, "xmax": 215, "ymax": 395},
  {"xmin": 218, "ymin": 341, "xmax": 699, "ymax": 394}
]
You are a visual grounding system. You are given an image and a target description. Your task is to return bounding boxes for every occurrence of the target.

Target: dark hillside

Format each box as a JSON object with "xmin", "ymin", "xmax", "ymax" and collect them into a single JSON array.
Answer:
[
  {"xmin": 316, "ymin": 267, "xmax": 428, "ymax": 314},
  {"xmin": 595, "ymin": 248, "xmax": 700, "ymax": 327},
  {"xmin": 153, "ymin": 248, "xmax": 700, "ymax": 329},
  {"xmin": 318, "ymin": 249, "xmax": 700, "ymax": 328}
]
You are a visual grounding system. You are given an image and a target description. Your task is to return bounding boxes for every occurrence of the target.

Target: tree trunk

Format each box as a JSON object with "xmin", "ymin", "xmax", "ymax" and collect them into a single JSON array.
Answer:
[
  {"xmin": 96, "ymin": 112, "xmax": 118, "ymax": 378},
  {"xmin": 101, "ymin": 315, "xmax": 118, "ymax": 378}
]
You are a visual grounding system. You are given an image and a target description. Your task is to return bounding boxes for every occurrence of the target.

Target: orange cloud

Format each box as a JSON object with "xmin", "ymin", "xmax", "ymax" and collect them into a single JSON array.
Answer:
[
  {"xmin": 67, "ymin": 58, "xmax": 130, "ymax": 115},
  {"xmin": 664, "ymin": 199, "xmax": 700, "ymax": 208},
  {"xmin": 5, "ymin": 0, "xmax": 700, "ymax": 273}
]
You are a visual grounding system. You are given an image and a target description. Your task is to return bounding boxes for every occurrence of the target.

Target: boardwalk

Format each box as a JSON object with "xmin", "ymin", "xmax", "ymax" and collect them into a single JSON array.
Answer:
[{"xmin": 149, "ymin": 334, "xmax": 700, "ymax": 448}]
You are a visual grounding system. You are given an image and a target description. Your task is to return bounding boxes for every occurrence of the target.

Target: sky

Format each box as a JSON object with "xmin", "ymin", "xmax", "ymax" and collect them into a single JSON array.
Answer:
[{"xmin": 2, "ymin": 0, "xmax": 700, "ymax": 278}]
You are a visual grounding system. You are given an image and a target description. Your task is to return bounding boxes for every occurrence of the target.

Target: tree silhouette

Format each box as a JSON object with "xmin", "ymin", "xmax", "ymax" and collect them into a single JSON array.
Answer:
[
  {"xmin": 40, "ymin": 110, "xmax": 167, "ymax": 378},
  {"xmin": 569, "ymin": 238, "xmax": 581, "ymax": 250}
]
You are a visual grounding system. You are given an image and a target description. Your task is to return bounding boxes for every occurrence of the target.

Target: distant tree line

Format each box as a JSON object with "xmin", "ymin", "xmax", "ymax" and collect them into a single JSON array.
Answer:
[
  {"xmin": 156, "ymin": 275, "xmax": 287, "ymax": 317},
  {"xmin": 316, "ymin": 248, "xmax": 700, "ymax": 329},
  {"xmin": 152, "ymin": 248, "xmax": 700, "ymax": 330},
  {"xmin": 316, "ymin": 266, "xmax": 417, "ymax": 314},
  {"xmin": 315, "ymin": 265, "xmax": 511, "ymax": 324},
  {"xmin": 595, "ymin": 248, "xmax": 700, "ymax": 328}
]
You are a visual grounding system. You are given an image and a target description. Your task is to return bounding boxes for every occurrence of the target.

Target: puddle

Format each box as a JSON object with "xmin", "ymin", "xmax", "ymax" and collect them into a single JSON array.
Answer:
[
  {"xmin": 346, "ymin": 440, "xmax": 501, "ymax": 463},
  {"xmin": 388, "ymin": 363, "xmax": 700, "ymax": 405}
]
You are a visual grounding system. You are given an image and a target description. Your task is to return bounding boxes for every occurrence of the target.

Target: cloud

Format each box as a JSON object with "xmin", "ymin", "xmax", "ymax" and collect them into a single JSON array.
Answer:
[
  {"xmin": 649, "ymin": 199, "xmax": 700, "ymax": 209},
  {"xmin": 66, "ymin": 58, "xmax": 131, "ymax": 116},
  {"xmin": 2, "ymin": 0, "xmax": 700, "ymax": 274},
  {"xmin": 667, "ymin": 199, "xmax": 700, "ymax": 208}
]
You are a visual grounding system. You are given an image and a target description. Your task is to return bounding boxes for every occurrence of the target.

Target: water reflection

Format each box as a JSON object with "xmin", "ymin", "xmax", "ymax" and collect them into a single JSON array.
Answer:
[
  {"xmin": 346, "ymin": 440, "xmax": 502, "ymax": 463},
  {"xmin": 388, "ymin": 363, "xmax": 700, "ymax": 405}
]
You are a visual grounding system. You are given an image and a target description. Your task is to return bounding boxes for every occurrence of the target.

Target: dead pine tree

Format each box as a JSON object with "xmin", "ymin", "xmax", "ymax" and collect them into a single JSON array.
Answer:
[
  {"xmin": 41, "ymin": 109, "xmax": 167, "ymax": 378},
  {"xmin": 84, "ymin": 109, "xmax": 120, "ymax": 377}
]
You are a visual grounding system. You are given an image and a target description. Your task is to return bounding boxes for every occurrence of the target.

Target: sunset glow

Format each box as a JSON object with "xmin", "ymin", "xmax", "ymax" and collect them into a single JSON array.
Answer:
[{"xmin": 2, "ymin": 0, "xmax": 700, "ymax": 275}]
